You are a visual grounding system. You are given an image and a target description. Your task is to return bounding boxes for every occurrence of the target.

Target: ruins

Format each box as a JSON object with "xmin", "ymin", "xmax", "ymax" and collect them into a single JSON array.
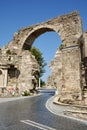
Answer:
[{"xmin": 0, "ymin": 11, "xmax": 87, "ymax": 105}]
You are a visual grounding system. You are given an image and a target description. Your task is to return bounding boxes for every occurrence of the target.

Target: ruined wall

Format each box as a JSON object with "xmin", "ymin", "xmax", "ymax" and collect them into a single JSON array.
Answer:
[
  {"xmin": 5, "ymin": 11, "xmax": 82, "ymax": 51},
  {"xmin": 61, "ymin": 46, "xmax": 81, "ymax": 100},
  {"xmin": 0, "ymin": 46, "xmax": 39, "ymax": 95},
  {"xmin": 49, "ymin": 32, "xmax": 87, "ymax": 105},
  {"xmin": 49, "ymin": 45, "xmax": 81, "ymax": 102},
  {"xmin": 17, "ymin": 50, "xmax": 39, "ymax": 92},
  {"xmin": 0, "ymin": 11, "xmax": 87, "ymax": 103},
  {"xmin": 49, "ymin": 49, "xmax": 62, "ymax": 90},
  {"xmin": 83, "ymin": 31, "xmax": 87, "ymax": 57}
]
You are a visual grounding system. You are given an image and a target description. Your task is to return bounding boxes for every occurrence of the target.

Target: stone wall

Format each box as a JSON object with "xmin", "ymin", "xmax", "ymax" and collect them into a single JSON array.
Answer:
[
  {"xmin": 49, "ymin": 45, "xmax": 81, "ymax": 102},
  {"xmin": 0, "ymin": 47, "xmax": 39, "ymax": 95},
  {"xmin": 62, "ymin": 46, "xmax": 81, "ymax": 101},
  {"xmin": 62, "ymin": 46, "xmax": 81, "ymax": 91},
  {"xmin": 0, "ymin": 11, "xmax": 87, "ymax": 105},
  {"xmin": 83, "ymin": 31, "xmax": 87, "ymax": 57},
  {"xmin": 17, "ymin": 50, "xmax": 39, "ymax": 92},
  {"xmin": 49, "ymin": 35, "xmax": 87, "ymax": 105},
  {"xmin": 4, "ymin": 11, "xmax": 82, "ymax": 51}
]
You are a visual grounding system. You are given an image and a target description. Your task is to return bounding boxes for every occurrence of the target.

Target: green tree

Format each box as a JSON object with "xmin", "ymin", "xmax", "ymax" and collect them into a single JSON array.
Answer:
[
  {"xmin": 40, "ymin": 79, "xmax": 46, "ymax": 87},
  {"xmin": 30, "ymin": 47, "xmax": 47, "ymax": 78}
]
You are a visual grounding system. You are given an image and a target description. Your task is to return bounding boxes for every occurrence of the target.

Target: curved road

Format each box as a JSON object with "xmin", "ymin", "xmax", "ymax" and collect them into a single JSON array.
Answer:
[{"xmin": 0, "ymin": 89, "xmax": 87, "ymax": 130}]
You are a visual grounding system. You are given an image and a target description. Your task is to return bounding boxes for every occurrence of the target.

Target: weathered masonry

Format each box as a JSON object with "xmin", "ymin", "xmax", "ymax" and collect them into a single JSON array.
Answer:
[{"xmin": 0, "ymin": 11, "xmax": 87, "ymax": 105}]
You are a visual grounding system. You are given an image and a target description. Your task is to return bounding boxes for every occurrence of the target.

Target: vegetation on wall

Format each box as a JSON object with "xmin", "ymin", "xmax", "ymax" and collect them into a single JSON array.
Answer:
[
  {"xmin": 6, "ymin": 49, "xmax": 17, "ymax": 55},
  {"xmin": 6, "ymin": 49, "xmax": 11, "ymax": 55},
  {"xmin": 59, "ymin": 44, "xmax": 66, "ymax": 50}
]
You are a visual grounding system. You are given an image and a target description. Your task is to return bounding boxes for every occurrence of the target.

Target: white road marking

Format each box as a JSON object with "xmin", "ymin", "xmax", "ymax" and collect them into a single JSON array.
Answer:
[{"xmin": 21, "ymin": 119, "xmax": 57, "ymax": 130}]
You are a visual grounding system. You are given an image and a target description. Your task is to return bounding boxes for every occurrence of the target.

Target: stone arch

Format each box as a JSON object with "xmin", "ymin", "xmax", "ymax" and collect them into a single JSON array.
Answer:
[
  {"xmin": 16, "ymin": 11, "xmax": 82, "ymax": 51},
  {"xmin": 22, "ymin": 26, "xmax": 56, "ymax": 50},
  {"xmin": 14, "ymin": 11, "xmax": 83, "ymax": 93},
  {"xmin": 4, "ymin": 11, "xmax": 84, "ymax": 100}
]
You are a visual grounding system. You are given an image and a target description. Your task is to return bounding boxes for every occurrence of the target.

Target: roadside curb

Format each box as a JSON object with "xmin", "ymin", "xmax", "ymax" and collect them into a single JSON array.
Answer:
[
  {"xmin": 0, "ymin": 94, "xmax": 41, "ymax": 103},
  {"xmin": 45, "ymin": 96, "xmax": 87, "ymax": 124},
  {"xmin": 53, "ymin": 100, "xmax": 87, "ymax": 109}
]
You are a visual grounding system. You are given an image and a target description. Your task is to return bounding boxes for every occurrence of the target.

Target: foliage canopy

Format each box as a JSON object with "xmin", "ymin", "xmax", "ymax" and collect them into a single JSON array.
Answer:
[{"xmin": 30, "ymin": 47, "xmax": 47, "ymax": 78}]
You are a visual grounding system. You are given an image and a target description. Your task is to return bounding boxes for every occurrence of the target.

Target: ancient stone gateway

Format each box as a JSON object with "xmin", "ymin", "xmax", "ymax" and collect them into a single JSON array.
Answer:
[
  {"xmin": 0, "ymin": 11, "xmax": 87, "ymax": 105},
  {"xmin": 18, "ymin": 11, "xmax": 82, "ymax": 50}
]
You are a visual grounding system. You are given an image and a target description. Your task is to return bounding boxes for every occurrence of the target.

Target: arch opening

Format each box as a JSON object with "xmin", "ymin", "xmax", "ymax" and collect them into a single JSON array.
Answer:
[
  {"xmin": 22, "ymin": 27, "xmax": 54, "ymax": 50},
  {"xmin": 22, "ymin": 27, "xmax": 62, "ymax": 87}
]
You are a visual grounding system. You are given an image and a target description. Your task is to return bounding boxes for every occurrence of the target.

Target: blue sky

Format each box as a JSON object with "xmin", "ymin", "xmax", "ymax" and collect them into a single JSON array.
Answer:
[{"xmin": 0, "ymin": 0, "xmax": 87, "ymax": 81}]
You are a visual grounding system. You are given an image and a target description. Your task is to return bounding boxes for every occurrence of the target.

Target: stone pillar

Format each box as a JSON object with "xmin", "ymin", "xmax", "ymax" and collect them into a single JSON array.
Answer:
[
  {"xmin": 61, "ymin": 45, "xmax": 81, "ymax": 101},
  {"xmin": 0, "ymin": 69, "xmax": 3, "ymax": 87},
  {"xmin": 83, "ymin": 32, "xmax": 87, "ymax": 57},
  {"xmin": 3, "ymin": 69, "xmax": 8, "ymax": 88}
]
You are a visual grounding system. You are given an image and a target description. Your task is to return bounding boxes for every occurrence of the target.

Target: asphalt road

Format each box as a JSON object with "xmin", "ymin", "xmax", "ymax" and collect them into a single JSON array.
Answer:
[{"xmin": 0, "ymin": 89, "xmax": 87, "ymax": 130}]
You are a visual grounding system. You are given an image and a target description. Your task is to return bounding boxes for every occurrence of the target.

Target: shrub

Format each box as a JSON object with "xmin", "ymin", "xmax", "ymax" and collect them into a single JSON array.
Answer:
[
  {"xmin": 6, "ymin": 49, "xmax": 11, "ymax": 55},
  {"xmin": 59, "ymin": 44, "xmax": 66, "ymax": 50},
  {"xmin": 22, "ymin": 90, "xmax": 30, "ymax": 96}
]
